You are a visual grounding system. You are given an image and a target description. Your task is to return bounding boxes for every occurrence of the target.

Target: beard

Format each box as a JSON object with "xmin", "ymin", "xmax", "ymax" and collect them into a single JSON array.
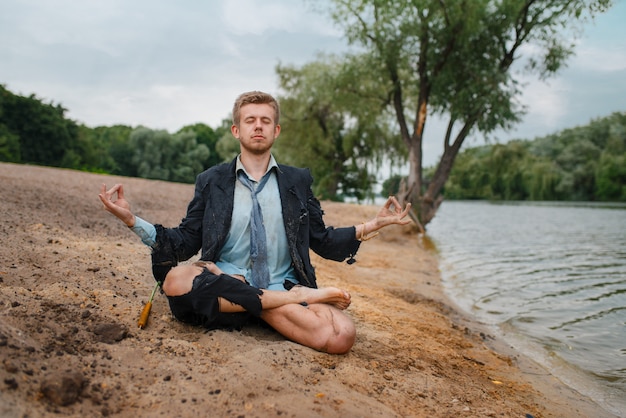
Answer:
[{"xmin": 240, "ymin": 135, "xmax": 275, "ymax": 155}]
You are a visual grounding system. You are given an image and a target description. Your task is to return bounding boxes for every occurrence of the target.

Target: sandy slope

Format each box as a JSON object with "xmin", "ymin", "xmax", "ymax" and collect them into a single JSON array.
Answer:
[{"xmin": 0, "ymin": 163, "xmax": 610, "ymax": 417}]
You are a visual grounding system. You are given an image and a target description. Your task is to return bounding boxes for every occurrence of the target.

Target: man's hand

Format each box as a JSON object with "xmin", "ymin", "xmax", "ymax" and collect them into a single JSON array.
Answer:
[
  {"xmin": 374, "ymin": 196, "xmax": 412, "ymax": 228},
  {"xmin": 99, "ymin": 183, "xmax": 135, "ymax": 227},
  {"xmin": 358, "ymin": 196, "xmax": 412, "ymax": 240}
]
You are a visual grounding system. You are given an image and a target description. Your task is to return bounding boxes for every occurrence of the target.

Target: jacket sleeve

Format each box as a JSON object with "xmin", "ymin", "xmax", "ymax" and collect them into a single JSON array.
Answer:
[
  {"xmin": 306, "ymin": 181, "xmax": 361, "ymax": 263},
  {"xmin": 151, "ymin": 173, "xmax": 207, "ymax": 283}
]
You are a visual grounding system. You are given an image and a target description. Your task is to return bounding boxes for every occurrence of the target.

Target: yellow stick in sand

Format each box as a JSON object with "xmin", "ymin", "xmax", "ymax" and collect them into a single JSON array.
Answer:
[{"xmin": 138, "ymin": 282, "xmax": 161, "ymax": 329}]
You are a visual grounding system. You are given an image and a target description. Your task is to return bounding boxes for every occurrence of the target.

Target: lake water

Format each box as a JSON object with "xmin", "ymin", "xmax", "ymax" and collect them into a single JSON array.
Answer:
[{"xmin": 426, "ymin": 201, "xmax": 626, "ymax": 417}]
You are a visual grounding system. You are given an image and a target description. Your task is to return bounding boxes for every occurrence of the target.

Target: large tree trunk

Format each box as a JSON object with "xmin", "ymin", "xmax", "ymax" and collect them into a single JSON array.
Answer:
[{"xmin": 402, "ymin": 119, "xmax": 472, "ymax": 230}]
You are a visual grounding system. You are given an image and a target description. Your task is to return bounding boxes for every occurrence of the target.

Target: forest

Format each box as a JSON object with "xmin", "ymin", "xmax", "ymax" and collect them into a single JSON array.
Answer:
[
  {"xmin": 0, "ymin": 84, "xmax": 227, "ymax": 184},
  {"xmin": 440, "ymin": 112, "xmax": 626, "ymax": 201},
  {"xmin": 1, "ymin": 84, "xmax": 624, "ymax": 202}
]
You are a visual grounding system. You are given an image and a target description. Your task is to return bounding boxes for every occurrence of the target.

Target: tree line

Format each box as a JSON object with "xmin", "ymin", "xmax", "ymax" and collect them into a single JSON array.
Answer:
[
  {"xmin": 320, "ymin": 0, "xmax": 613, "ymax": 229},
  {"xmin": 441, "ymin": 112, "xmax": 626, "ymax": 202},
  {"xmin": 0, "ymin": 84, "xmax": 227, "ymax": 184},
  {"xmin": 1, "ymin": 74, "xmax": 406, "ymax": 203},
  {"xmin": 0, "ymin": 83, "xmax": 390, "ymax": 200},
  {"xmin": 2, "ymin": 83, "xmax": 624, "ymax": 205}
]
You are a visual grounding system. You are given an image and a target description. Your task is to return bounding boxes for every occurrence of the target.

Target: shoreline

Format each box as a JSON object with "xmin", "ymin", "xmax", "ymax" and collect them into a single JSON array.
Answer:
[
  {"xmin": 429, "ymin": 200, "xmax": 625, "ymax": 418},
  {"xmin": 431, "ymin": 243, "xmax": 620, "ymax": 418},
  {"xmin": 301, "ymin": 202, "xmax": 616, "ymax": 418},
  {"xmin": 0, "ymin": 162, "xmax": 615, "ymax": 417}
]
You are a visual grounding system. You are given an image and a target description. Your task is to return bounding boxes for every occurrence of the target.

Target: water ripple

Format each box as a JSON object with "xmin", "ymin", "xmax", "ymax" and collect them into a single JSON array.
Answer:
[{"xmin": 428, "ymin": 201, "xmax": 626, "ymax": 414}]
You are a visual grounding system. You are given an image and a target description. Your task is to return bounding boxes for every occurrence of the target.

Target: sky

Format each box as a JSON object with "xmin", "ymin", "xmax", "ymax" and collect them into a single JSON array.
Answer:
[{"xmin": 2, "ymin": 0, "xmax": 625, "ymax": 167}]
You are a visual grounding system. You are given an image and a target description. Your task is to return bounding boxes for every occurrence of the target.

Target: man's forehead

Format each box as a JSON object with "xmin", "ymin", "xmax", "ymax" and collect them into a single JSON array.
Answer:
[{"xmin": 240, "ymin": 103, "xmax": 275, "ymax": 119}]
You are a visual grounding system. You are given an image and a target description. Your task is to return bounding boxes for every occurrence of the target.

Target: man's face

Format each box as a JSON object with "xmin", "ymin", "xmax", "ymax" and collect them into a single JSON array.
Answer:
[{"xmin": 231, "ymin": 103, "xmax": 280, "ymax": 155}]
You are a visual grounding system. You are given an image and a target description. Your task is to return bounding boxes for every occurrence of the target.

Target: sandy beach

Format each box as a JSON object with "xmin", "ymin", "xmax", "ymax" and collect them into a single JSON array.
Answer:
[{"xmin": 0, "ymin": 162, "xmax": 612, "ymax": 417}]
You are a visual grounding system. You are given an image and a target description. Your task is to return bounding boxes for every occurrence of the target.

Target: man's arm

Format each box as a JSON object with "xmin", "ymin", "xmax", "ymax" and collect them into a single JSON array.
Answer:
[
  {"xmin": 99, "ymin": 182, "xmax": 203, "ymax": 260},
  {"xmin": 99, "ymin": 183, "xmax": 157, "ymax": 247},
  {"xmin": 308, "ymin": 193, "xmax": 412, "ymax": 261}
]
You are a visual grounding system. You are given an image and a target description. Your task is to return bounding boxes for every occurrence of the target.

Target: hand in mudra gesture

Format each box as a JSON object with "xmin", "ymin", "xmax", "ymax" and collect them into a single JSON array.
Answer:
[
  {"xmin": 358, "ymin": 196, "xmax": 412, "ymax": 241},
  {"xmin": 374, "ymin": 196, "xmax": 412, "ymax": 229},
  {"xmin": 99, "ymin": 183, "xmax": 135, "ymax": 227}
]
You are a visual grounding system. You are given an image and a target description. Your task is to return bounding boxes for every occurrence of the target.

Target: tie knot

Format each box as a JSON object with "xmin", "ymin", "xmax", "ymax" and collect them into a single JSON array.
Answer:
[{"xmin": 238, "ymin": 170, "xmax": 272, "ymax": 195}]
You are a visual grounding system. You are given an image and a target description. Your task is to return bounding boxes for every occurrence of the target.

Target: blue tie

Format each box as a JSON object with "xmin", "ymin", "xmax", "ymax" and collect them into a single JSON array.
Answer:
[{"xmin": 237, "ymin": 170, "xmax": 272, "ymax": 289}]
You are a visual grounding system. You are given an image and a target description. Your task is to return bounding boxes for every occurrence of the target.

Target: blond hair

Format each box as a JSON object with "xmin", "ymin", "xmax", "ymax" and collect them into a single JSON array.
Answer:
[{"xmin": 232, "ymin": 91, "xmax": 280, "ymax": 126}]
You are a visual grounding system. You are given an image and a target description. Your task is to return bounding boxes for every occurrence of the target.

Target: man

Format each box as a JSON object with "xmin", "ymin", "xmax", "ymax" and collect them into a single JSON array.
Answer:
[{"xmin": 99, "ymin": 91, "xmax": 411, "ymax": 354}]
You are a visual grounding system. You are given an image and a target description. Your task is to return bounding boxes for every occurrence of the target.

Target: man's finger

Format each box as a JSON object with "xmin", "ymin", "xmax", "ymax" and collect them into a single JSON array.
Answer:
[
  {"xmin": 388, "ymin": 196, "xmax": 403, "ymax": 212},
  {"xmin": 117, "ymin": 184, "xmax": 125, "ymax": 200},
  {"xmin": 99, "ymin": 192, "xmax": 113, "ymax": 208},
  {"xmin": 400, "ymin": 202, "xmax": 412, "ymax": 217},
  {"xmin": 105, "ymin": 183, "xmax": 120, "ymax": 196}
]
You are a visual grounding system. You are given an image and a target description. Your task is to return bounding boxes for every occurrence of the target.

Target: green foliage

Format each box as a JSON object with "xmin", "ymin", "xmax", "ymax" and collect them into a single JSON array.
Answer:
[
  {"xmin": 0, "ymin": 123, "xmax": 20, "ymax": 162},
  {"xmin": 0, "ymin": 85, "xmax": 214, "ymax": 181},
  {"xmin": 443, "ymin": 146, "xmax": 493, "ymax": 199},
  {"xmin": 595, "ymin": 154, "xmax": 626, "ymax": 200},
  {"xmin": 443, "ymin": 112, "xmax": 626, "ymax": 201},
  {"xmin": 129, "ymin": 127, "xmax": 209, "ymax": 183},
  {"xmin": 84, "ymin": 125, "xmax": 135, "ymax": 176},
  {"xmin": 381, "ymin": 174, "xmax": 405, "ymax": 198},
  {"xmin": 327, "ymin": 0, "xmax": 613, "ymax": 226},
  {"xmin": 177, "ymin": 121, "xmax": 229, "ymax": 168},
  {"xmin": 0, "ymin": 85, "xmax": 78, "ymax": 166},
  {"xmin": 274, "ymin": 55, "xmax": 403, "ymax": 201},
  {"xmin": 215, "ymin": 127, "xmax": 241, "ymax": 163}
]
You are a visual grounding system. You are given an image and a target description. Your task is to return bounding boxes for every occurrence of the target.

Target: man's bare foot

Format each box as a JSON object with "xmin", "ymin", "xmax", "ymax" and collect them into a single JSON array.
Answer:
[{"xmin": 290, "ymin": 286, "xmax": 351, "ymax": 310}]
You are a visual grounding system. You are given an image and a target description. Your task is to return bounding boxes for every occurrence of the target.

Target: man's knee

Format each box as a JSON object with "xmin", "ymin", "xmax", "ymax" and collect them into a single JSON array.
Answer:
[
  {"xmin": 326, "ymin": 314, "xmax": 356, "ymax": 354},
  {"xmin": 309, "ymin": 307, "xmax": 356, "ymax": 354},
  {"xmin": 162, "ymin": 265, "xmax": 202, "ymax": 296}
]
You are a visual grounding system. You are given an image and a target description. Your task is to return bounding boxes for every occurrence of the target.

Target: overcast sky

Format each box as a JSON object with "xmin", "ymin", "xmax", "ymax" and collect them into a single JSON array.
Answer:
[{"xmin": 2, "ymin": 0, "xmax": 625, "ymax": 166}]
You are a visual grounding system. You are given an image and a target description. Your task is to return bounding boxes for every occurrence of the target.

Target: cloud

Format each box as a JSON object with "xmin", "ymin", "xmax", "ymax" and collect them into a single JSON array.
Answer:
[
  {"xmin": 221, "ymin": 0, "xmax": 302, "ymax": 35},
  {"xmin": 219, "ymin": 0, "xmax": 338, "ymax": 37},
  {"xmin": 0, "ymin": 0, "xmax": 622, "ymax": 156},
  {"xmin": 573, "ymin": 44, "xmax": 626, "ymax": 72},
  {"xmin": 518, "ymin": 76, "xmax": 569, "ymax": 130}
]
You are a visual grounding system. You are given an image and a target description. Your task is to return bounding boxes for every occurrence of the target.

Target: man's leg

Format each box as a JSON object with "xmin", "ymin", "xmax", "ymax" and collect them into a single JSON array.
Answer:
[
  {"xmin": 163, "ymin": 263, "xmax": 356, "ymax": 353},
  {"xmin": 261, "ymin": 304, "xmax": 356, "ymax": 354},
  {"xmin": 164, "ymin": 264, "xmax": 351, "ymax": 312}
]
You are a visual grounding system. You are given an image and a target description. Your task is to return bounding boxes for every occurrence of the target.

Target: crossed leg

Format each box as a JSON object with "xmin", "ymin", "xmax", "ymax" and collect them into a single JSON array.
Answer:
[
  {"xmin": 261, "ymin": 303, "xmax": 355, "ymax": 354},
  {"xmin": 162, "ymin": 262, "xmax": 356, "ymax": 354}
]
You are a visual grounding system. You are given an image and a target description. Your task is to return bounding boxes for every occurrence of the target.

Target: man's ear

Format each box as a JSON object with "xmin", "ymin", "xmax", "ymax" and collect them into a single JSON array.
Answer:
[
  {"xmin": 274, "ymin": 124, "xmax": 281, "ymax": 138},
  {"xmin": 231, "ymin": 124, "xmax": 239, "ymax": 138}
]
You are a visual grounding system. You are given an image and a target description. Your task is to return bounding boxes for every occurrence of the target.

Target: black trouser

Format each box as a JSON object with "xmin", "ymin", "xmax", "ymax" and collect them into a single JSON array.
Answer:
[{"xmin": 166, "ymin": 269, "xmax": 263, "ymax": 331}]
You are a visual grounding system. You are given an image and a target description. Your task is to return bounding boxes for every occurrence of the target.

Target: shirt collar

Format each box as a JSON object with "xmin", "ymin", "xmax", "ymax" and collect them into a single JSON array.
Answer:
[{"xmin": 236, "ymin": 154, "xmax": 278, "ymax": 179}]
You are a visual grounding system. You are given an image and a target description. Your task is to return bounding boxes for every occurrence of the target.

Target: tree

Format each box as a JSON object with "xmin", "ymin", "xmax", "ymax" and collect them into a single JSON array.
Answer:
[
  {"xmin": 595, "ymin": 153, "xmax": 626, "ymax": 200},
  {"xmin": 0, "ymin": 123, "xmax": 20, "ymax": 163},
  {"xmin": 275, "ymin": 55, "xmax": 403, "ymax": 201},
  {"xmin": 88, "ymin": 125, "xmax": 135, "ymax": 176},
  {"xmin": 215, "ymin": 133, "xmax": 241, "ymax": 163},
  {"xmin": 0, "ymin": 85, "xmax": 78, "ymax": 167},
  {"xmin": 129, "ymin": 127, "xmax": 209, "ymax": 183},
  {"xmin": 327, "ymin": 0, "xmax": 612, "ymax": 229},
  {"xmin": 177, "ymin": 122, "xmax": 228, "ymax": 169}
]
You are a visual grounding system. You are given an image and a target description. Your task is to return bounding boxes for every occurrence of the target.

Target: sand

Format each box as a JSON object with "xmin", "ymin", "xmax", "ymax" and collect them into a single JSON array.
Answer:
[{"xmin": 0, "ymin": 162, "xmax": 612, "ymax": 417}]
